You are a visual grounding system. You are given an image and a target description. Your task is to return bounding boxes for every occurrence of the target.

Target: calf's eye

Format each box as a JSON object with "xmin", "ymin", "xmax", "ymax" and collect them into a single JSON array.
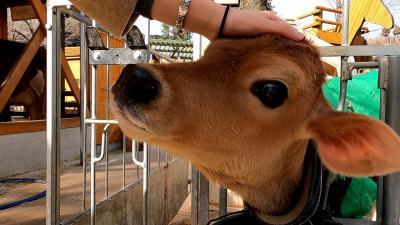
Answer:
[{"xmin": 251, "ymin": 80, "xmax": 288, "ymax": 109}]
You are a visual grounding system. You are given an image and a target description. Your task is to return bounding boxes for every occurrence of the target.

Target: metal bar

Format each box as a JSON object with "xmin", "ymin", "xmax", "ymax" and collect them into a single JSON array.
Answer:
[
  {"xmin": 341, "ymin": 0, "xmax": 350, "ymax": 46},
  {"xmin": 103, "ymin": 128, "xmax": 110, "ymax": 198},
  {"xmin": 131, "ymin": 141, "xmax": 148, "ymax": 225},
  {"xmin": 89, "ymin": 49, "xmax": 148, "ymax": 65},
  {"xmin": 377, "ymin": 176, "xmax": 384, "ymax": 223},
  {"xmin": 132, "ymin": 141, "xmax": 144, "ymax": 168},
  {"xmin": 143, "ymin": 143, "xmax": 149, "ymax": 225},
  {"xmin": 337, "ymin": 57, "xmax": 350, "ymax": 111},
  {"xmin": 350, "ymin": 62, "xmax": 380, "ymax": 69},
  {"xmin": 90, "ymin": 32, "xmax": 98, "ymax": 225},
  {"xmin": 80, "ymin": 12, "xmax": 88, "ymax": 211},
  {"xmin": 105, "ymin": 34, "xmax": 110, "ymax": 119},
  {"xmin": 199, "ymin": 173, "xmax": 209, "ymax": 225},
  {"xmin": 123, "ymin": 135, "xmax": 126, "ymax": 188},
  {"xmin": 219, "ymin": 187, "xmax": 228, "ymax": 216},
  {"xmin": 46, "ymin": 6, "xmax": 62, "ymax": 225},
  {"xmin": 319, "ymin": 45, "xmax": 400, "ymax": 57},
  {"xmin": 136, "ymin": 142, "xmax": 140, "ymax": 179},
  {"xmin": 58, "ymin": 8, "xmax": 108, "ymax": 32},
  {"xmin": 382, "ymin": 56, "xmax": 400, "ymax": 225},
  {"xmin": 191, "ymin": 166, "xmax": 199, "ymax": 225},
  {"xmin": 377, "ymin": 57, "xmax": 389, "ymax": 223},
  {"xmin": 104, "ymin": 33, "xmax": 110, "ymax": 199},
  {"xmin": 85, "ymin": 119, "xmax": 118, "ymax": 124}
]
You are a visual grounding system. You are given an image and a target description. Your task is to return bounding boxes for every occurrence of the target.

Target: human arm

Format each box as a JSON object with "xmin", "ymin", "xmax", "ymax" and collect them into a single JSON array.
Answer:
[
  {"xmin": 150, "ymin": 0, "xmax": 305, "ymax": 41},
  {"xmin": 69, "ymin": 0, "xmax": 304, "ymax": 41}
]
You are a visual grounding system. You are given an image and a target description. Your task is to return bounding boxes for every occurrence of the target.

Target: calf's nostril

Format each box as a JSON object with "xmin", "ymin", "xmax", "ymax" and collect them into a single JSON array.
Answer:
[{"xmin": 123, "ymin": 66, "xmax": 160, "ymax": 105}]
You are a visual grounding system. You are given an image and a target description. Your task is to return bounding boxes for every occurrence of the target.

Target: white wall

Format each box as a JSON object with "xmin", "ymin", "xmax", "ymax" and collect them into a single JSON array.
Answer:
[{"xmin": 0, "ymin": 127, "xmax": 91, "ymax": 177}]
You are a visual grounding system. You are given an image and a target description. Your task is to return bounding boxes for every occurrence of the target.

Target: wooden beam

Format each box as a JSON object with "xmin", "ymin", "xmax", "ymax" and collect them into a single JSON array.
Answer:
[
  {"xmin": 10, "ymin": 5, "xmax": 37, "ymax": 21},
  {"xmin": 30, "ymin": 0, "xmax": 81, "ymax": 103},
  {"xmin": 0, "ymin": 118, "xmax": 80, "ymax": 135},
  {"xmin": 4, "ymin": 0, "xmax": 45, "ymax": 7},
  {"xmin": 0, "ymin": 2, "xmax": 7, "ymax": 39},
  {"xmin": 0, "ymin": 28, "xmax": 46, "ymax": 113},
  {"xmin": 316, "ymin": 6, "xmax": 342, "ymax": 14},
  {"xmin": 297, "ymin": 9, "xmax": 321, "ymax": 20}
]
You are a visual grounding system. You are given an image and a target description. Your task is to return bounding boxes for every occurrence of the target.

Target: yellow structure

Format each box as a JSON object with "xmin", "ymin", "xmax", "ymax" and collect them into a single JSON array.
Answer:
[
  {"xmin": 347, "ymin": 0, "xmax": 393, "ymax": 45},
  {"xmin": 297, "ymin": 0, "xmax": 394, "ymax": 45}
]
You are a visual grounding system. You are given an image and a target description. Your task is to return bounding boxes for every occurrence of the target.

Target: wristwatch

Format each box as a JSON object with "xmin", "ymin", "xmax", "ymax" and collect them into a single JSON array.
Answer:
[{"xmin": 176, "ymin": 0, "xmax": 191, "ymax": 38}]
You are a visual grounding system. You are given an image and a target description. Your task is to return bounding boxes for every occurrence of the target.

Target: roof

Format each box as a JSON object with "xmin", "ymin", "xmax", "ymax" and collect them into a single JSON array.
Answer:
[{"xmin": 150, "ymin": 39, "xmax": 193, "ymax": 61}]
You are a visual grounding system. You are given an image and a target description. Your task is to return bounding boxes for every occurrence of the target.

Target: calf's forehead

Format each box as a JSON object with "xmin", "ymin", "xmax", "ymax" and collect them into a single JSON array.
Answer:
[{"xmin": 202, "ymin": 35, "xmax": 326, "ymax": 86}]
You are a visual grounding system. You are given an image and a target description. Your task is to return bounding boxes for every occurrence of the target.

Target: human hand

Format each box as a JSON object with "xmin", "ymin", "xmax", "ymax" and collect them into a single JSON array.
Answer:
[{"xmin": 216, "ymin": 8, "xmax": 305, "ymax": 41}]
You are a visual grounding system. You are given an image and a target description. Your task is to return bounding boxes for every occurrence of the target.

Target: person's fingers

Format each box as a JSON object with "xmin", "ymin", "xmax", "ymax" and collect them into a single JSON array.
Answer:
[{"xmin": 262, "ymin": 20, "xmax": 305, "ymax": 40}]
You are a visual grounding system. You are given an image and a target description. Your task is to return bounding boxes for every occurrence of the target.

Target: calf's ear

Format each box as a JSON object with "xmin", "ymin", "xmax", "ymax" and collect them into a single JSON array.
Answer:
[{"xmin": 305, "ymin": 111, "xmax": 400, "ymax": 177}]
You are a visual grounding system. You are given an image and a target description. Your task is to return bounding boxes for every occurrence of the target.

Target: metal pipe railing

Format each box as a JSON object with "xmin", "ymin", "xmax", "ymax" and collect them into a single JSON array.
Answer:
[
  {"xmin": 90, "ymin": 59, "xmax": 98, "ymax": 225},
  {"xmin": 382, "ymin": 56, "xmax": 400, "ymax": 225},
  {"xmin": 132, "ymin": 141, "xmax": 149, "ymax": 225},
  {"xmin": 79, "ymin": 12, "xmax": 89, "ymax": 211},
  {"xmin": 46, "ymin": 5, "xmax": 62, "ymax": 225}
]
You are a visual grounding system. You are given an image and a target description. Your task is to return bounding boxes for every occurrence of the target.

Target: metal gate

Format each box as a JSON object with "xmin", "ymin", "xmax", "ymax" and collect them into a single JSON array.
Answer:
[{"xmin": 45, "ymin": 1, "xmax": 188, "ymax": 225}]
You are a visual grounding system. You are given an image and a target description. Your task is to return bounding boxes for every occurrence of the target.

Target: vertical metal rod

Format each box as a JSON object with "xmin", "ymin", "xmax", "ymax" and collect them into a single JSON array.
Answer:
[
  {"xmin": 191, "ymin": 166, "xmax": 199, "ymax": 225},
  {"xmin": 90, "ymin": 18, "xmax": 98, "ymax": 223},
  {"xmin": 199, "ymin": 173, "xmax": 209, "ymax": 225},
  {"xmin": 135, "ymin": 141, "xmax": 140, "ymax": 179},
  {"xmin": 341, "ymin": 0, "xmax": 350, "ymax": 46},
  {"xmin": 104, "ymin": 33, "xmax": 110, "ymax": 198},
  {"xmin": 123, "ymin": 135, "xmax": 126, "ymax": 188},
  {"xmin": 80, "ymin": 12, "xmax": 88, "ymax": 211},
  {"xmin": 382, "ymin": 56, "xmax": 400, "ymax": 225},
  {"xmin": 376, "ymin": 176, "xmax": 384, "ymax": 223},
  {"xmin": 46, "ymin": 6, "xmax": 61, "ymax": 225},
  {"xmin": 377, "ymin": 57, "xmax": 388, "ymax": 223},
  {"xmin": 104, "ymin": 131, "xmax": 109, "ymax": 198},
  {"xmin": 143, "ymin": 143, "xmax": 149, "ymax": 225},
  {"xmin": 337, "ymin": 58, "xmax": 349, "ymax": 111},
  {"xmin": 219, "ymin": 188, "xmax": 228, "ymax": 216},
  {"xmin": 337, "ymin": 0, "xmax": 350, "ymax": 111}
]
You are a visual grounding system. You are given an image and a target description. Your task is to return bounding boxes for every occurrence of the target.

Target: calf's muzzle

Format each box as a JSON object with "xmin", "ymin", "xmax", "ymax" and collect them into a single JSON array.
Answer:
[{"xmin": 112, "ymin": 64, "xmax": 160, "ymax": 108}]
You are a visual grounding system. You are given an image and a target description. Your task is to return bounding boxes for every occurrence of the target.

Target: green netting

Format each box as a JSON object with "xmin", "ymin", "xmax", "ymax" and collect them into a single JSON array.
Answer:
[
  {"xmin": 322, "ymin": 70, "xmax": 380, "ymax": 218},
  {"xmin": 322, "ymin": 70, "xmax": 380, "ymax": 119}
]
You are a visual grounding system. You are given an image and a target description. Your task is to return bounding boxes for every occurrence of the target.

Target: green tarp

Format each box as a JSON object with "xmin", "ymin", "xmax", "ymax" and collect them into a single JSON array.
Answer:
[
  {"xmin": 323, "ymin": 70, "xmax": 380, "ymax": 118},
  {"xmin": 322, "ymin": 70, "xmax": 379, "ymax": 218}
]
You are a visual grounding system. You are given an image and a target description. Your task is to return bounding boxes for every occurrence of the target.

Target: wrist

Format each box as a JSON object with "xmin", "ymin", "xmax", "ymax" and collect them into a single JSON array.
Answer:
[
  {"xmin": 204, "ymin": 2, "xmax": 225, "ymax": 40},
  {"xmin": 185, "ymin": 0, "xmax": 225, "ymax": 40}
]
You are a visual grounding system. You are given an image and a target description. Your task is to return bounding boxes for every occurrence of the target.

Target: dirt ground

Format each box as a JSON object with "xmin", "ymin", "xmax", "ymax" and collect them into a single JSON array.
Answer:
[
  {"xmin": 0, "ymin": 149, "xmax": 168, "ymax": 225},
  {"xmin": 0, "ymin": 149, "xmax": 240, "ymax": 225}
]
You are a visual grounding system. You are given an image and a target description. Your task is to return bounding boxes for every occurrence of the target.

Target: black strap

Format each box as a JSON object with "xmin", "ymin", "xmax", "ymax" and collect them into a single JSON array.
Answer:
[
  {"xmin": 209, "ymin": 141, "xmax": 342, "ymax": 225},
  {"xmin": 217, "ymin": 6, "xmax": 230, "ymax": 39}
]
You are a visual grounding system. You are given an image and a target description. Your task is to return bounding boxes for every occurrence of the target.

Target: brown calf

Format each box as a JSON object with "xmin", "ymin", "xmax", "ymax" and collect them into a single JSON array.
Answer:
[
  {"xmin": 0, "ymin": 40, "xmax": 46, "ymax": 121},
  {"xmin": 111, "ymin": 35, "xmax": 400, "ymax": 218}
]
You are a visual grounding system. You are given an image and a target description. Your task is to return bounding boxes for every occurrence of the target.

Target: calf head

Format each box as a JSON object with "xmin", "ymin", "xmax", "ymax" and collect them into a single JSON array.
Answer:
[{"xmin": 112, "ymin": 34, "xmax": 400, "ymax": 214}]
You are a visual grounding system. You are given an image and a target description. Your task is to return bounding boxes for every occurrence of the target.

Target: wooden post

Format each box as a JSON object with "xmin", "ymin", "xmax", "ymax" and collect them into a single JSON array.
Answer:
[
  {"xmin": 0, "ymin": 2, "xmax": 7, "ymax": 40},
  {"xmin": 0, "ymin": 28, "xmax": 46, "ymax": 113},
  {"xmin": 30, "ymin": 0, "xmax": 81, "ymax": 103}
]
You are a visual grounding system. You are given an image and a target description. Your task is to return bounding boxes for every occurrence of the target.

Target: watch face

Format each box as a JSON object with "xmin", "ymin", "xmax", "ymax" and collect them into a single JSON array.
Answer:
[{"xmin": 179, "ymin": 5, "xmax": 189, "ymax": 15}]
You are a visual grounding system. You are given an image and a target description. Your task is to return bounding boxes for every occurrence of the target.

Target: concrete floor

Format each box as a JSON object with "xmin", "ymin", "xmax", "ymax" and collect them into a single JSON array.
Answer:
[
  {"xmin": 0, "ymin": 148, "xmax": 241, "ymax": 225},
  {"xmin": 168, "ymin": 195, "xmax": 242, "ymax": 225},
  {"xmin": 0, "ymin": 149, "xmax": 171, "ymax": 225}
]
